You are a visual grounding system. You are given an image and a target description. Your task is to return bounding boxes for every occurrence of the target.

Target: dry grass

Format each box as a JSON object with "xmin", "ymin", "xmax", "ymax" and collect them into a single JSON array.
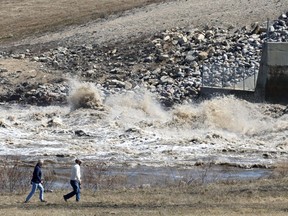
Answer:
[
  {"xmin": 0, "ymin": 0, "xmax": 165, "ymax": 42},
  {"xmin": 1, "ymin": 178, "xmax": 288, "ymax": 216},
  {"xmin": 1, "ymin": 159, "xmax": 288, "ymax": 215}
]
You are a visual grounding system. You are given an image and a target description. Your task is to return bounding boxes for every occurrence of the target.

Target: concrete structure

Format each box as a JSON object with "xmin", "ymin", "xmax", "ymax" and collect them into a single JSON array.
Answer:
[
  {"xmin": 255, "ymin": 42, "xmax": 288, "ymax": 104},
  {"xmin": 200, "ymin": 42, "xmax": 288, "ymax": 104}
]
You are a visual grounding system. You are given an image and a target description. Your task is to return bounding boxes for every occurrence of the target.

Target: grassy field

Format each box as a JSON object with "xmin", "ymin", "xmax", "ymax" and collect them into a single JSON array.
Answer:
[
  {"xmin": 1, "ymin": 177, "xmax": 288, "ymax": 216},
  {"xmin": 0, "ymin": 158, "xmax": 287, "ymax": 215},
  {"xmin": 0, "ymin": 0, "xmax": 165, "ymax": 42}
]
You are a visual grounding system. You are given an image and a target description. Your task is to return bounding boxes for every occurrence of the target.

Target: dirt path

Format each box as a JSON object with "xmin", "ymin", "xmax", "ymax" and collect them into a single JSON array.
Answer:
[{"xmin": 2, "ymin": 0, "xmax": 287, "ymax": 49}]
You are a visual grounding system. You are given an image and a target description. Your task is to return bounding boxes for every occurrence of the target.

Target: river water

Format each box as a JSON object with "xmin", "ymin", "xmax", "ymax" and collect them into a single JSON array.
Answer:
[{"xmin": 0, "ymin": 82, "xmax": 287, "ymax": 176}]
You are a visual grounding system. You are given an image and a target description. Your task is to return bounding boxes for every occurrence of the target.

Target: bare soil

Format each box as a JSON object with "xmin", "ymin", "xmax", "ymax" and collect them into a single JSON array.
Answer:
[
  {"xmin": 1, "ymin": 0, "xmax": 287, "ymax": 49},
  {"xmin": 0, "ymin": 0, "xmax": 166, "ymax": 44}
]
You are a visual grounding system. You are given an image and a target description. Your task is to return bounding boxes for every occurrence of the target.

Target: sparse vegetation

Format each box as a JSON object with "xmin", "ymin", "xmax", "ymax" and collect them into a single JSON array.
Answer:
[
  {"xmin": 0, "ymin": 0, "xmax": 167, "ymax": 43},
  {"xmin": 0, "ymin": 159, "xmax": 288, "ymax": 215},
  {"xmin": 0, "ymin": 156, "xmax": 30, "ymax": 193}
]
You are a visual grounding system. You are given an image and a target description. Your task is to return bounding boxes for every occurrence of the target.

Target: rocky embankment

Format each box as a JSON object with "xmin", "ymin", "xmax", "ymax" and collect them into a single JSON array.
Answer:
[{"xmin": 0, "ymin": 12, "xmax": 288, "ymax": 107}]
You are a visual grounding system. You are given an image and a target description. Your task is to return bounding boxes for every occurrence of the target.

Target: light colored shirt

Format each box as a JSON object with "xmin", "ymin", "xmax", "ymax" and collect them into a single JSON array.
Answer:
[{"xmin": 70, "ymin": 164, "xmax": 81, "ymax": 182}]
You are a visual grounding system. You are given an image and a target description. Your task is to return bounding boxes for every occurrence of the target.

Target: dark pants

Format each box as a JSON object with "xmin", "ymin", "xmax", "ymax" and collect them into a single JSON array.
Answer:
[{"xmin": 63, "ymin": 180, "xmax": 81, "ymax": 201}]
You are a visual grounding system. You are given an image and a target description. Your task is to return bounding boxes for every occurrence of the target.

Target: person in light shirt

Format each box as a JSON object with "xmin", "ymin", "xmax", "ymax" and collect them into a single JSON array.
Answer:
[{"xmin": 63, "ymin": 159, "xmax": 82, "ymax": 202}]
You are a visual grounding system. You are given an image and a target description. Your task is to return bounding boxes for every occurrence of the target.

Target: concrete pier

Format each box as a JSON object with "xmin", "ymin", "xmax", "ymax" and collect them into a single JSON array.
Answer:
[
  {"xmin": 255, "ymin": 42, "xmax": 288, "ymax": 104},
  {"xmin": 200, "ymin": 42, "xmax": 288, "ymax": 104}
]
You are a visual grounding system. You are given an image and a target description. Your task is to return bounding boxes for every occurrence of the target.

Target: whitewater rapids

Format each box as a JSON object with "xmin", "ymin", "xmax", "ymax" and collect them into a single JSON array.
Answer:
[{"xmin": 0, "ymin": 81, "xmax": 287, "ymax": 169}]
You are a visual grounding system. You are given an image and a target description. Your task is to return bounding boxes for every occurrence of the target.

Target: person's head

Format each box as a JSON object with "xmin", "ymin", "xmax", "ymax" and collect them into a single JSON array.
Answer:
[
  {"xmin": 75, "ymin": 159, "xmax": 82, "ymax": 165},
  {"xmin": 37, "ymin": 159, "xmax": 44, "ymax": 167}
]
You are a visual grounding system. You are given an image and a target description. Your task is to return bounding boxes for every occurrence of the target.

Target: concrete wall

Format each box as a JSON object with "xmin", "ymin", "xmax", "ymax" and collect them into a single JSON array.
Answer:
[
  {"xmin": 200, "ymin": 42, "xmax": 288, "ymax": 105},
  {"xmin": 198, "ymin": 87, "xmax": 255, "ymax": 102},
  {"xmin": 256, "ymin": 42, "xmax": 288, "ymax": 104}
]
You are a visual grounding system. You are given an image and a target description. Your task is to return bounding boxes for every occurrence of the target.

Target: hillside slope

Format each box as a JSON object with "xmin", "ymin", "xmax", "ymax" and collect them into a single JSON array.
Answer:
[
  {"xmin": 1, "ymin": 0, "xmax": 287, "ymax": 50},
  {"xmin": 0, "ymin": 0, "xmax": 287, "ymax": 107}
]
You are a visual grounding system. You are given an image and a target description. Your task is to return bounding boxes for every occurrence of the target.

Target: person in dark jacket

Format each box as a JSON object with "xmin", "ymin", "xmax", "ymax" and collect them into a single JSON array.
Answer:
[{"xmin": 24, "ymin": 159, "xmax": 46, "ymax": 203}]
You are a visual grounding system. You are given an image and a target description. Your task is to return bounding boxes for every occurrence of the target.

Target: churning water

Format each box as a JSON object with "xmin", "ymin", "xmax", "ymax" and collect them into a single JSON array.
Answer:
[{"xmin": 0, "ymin": 81, "xmax": 287, "ymax": 169}]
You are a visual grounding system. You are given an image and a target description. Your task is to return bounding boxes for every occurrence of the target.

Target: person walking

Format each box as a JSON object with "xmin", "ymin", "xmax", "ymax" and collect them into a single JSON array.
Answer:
[
  {"xmin": 24, "ymin": 159, "xmax": 46, "ymax": 203},
  {"xmin": 63, "ymin": 159, "xmax": 82, "ymax": 202}
]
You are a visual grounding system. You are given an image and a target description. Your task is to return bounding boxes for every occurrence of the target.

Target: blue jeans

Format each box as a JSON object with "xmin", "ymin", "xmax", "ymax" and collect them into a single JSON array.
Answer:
[
  {"xmin": 64, "ymin": 180, "xmax": 81, "ymax": 201},
  {"xmin": 25, "ymin": 182, "xmax": 44, "ymax": 202}
]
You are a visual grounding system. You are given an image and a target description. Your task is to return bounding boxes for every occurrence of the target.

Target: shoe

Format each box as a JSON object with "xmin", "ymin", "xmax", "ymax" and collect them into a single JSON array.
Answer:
[
  {"xmin": 63, "ymin": 196, "xmax": 67, "ymax": 202},
  {"xmin": 40, "ymin": 200, "xmax": 47, "ymax": 203},
  {"xmin": 24, "ymin": 200, "xmax": 29, "ymax": 203}
]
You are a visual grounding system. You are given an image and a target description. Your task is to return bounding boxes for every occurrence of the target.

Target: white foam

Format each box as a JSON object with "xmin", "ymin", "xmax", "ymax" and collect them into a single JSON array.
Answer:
[{"xmin": 0, "ymin": 91, "xmax": 286, "ymax": 168}]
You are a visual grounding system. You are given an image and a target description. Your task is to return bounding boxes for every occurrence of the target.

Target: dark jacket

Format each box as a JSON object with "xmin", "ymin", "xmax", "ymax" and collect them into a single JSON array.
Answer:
[{"xmin": 31, "ymin": 163, "xmax": 42, "ymax": 183}]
